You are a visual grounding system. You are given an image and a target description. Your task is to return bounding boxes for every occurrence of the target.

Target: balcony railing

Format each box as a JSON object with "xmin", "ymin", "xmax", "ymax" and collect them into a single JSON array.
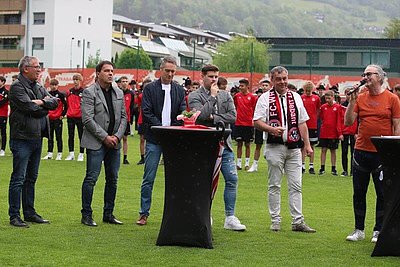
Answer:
[{"xmin": 0, "ymin": 0, "xmax": 26, "ymax": 12}]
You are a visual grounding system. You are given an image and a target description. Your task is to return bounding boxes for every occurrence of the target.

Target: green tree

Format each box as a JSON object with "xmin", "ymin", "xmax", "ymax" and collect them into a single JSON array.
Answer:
[
  {"xmin": 213, "ymin": 36, "xmax": 270, "ymax": 73},
  {"xmin": 86, "ymin": 49, "xmax": 102, "ymax": 68},
  {"xmin": 115, "ymin": 48, "xmax": 152, "ymax": 69},
  {"xmin": 384, "ymin": 18, "xmax": 400, "ymax": 38}
]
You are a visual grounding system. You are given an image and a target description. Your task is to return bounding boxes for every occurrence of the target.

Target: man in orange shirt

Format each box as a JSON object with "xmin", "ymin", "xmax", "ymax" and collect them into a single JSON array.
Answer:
[{"xmin": 345, "ymin": 64, "xmax": 400, "ymax": 243}]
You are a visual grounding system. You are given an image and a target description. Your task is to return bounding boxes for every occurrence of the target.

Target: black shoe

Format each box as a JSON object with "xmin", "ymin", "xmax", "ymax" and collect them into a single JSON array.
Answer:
[
  {"xmin": 309, "ymin": 168, "xmax": 315, "ymax": 174},
  {"xmin": 341, "ymin": 171, "xmax": 348, "ymax": 176},
  {"xmin": 332, "ymin": 170, "xmax": 338, "ymax": 176},
  {"xmin": 103, "ymin": 215, "xmax": 123, "ymax": 225},
  {"xmin": 10, "ymin": 217, "xmax": 29, "ymax": 228},
  {"xmin": 24, "ymin": 214, "xmax": 50, "ymax": 224},
  {"xmin": 137, "ymin": 159, "xmax": 145, "ymax": 165},
  {"xmin": 123, "ymin": 159, "xmax": 130, "ymax": 165},
  {"xmin": 319, "ymin": 169, "xmax": 325, "ymax": 175},
  {"xmin": 81, "ymin": 215, "xmax": 97, "ymax": 227}
]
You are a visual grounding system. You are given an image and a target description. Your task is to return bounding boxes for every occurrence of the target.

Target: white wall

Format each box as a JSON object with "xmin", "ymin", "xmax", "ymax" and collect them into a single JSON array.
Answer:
[{"xmin": 26, "ymin": 0, "xmax": 113, "ymax": 68}]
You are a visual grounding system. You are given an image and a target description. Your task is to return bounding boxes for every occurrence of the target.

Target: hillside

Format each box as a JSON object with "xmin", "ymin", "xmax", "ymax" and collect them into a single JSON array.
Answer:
[{"xmin": 113, "ymin": 0, "xmax": 399, "ymax": 38}]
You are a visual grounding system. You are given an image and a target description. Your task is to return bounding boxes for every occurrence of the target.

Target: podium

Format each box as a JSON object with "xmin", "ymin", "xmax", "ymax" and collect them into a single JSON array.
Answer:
[
  {"xmin": 151, "ymin": 125, "xmax": 229, "ymax": 249},
  {"xmin": 371, "ymin": 136, "xmax": 400, "ymax": 257}
]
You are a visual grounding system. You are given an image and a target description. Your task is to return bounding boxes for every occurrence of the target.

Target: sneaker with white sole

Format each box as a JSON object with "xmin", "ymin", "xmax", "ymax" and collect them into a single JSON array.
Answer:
[
  {"xmin": 371, "ymin": 230, "xmax": 379, "ymax": 243},
  {"xmin": 42, "ymin": 152, "xmax": 53, "ymax": 160},
  {"xmin": 346, "ymin": 229, "xmax": 365, "ymax": 241},
  {"xmin": 65, "ymin": 152, "xmax": 75, "ymax": 161},
  {"xmin": 224, "ymin": 216, "xmax": 246, "ymax": 231},
  {"xmin": 77, "ymin": 153, "xmax": 84, "ymax": 162},
  {"xmin": 247, "ymin": 163, "xmax": 258, "ymax": 172},
  {"xmin": 0, "ymin": 150, "xmax": 5, "ymax": 156},
  {"xmin": 270, "ymin": 222, "xmax": 281, "ymax": 231},
  {"xmin": 56, "ymin": 153, "xmax": 62, "ymax": 161}
]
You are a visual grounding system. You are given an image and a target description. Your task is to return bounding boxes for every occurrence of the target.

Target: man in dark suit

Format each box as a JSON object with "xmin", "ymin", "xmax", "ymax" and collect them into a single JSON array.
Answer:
[
  {"xmin": 136, "ymin": 56, "xmax": 186, "ymax": 225},
  {"xmin": 80, "ymin": 60, "xmax": 127, "ymax": 227},
  {"xmin": 8, "ymin": 56, "xmax": 58, "ymax": 227}
]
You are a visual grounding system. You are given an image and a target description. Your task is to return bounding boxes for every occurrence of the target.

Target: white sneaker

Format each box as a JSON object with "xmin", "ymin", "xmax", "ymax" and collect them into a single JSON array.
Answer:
[
  {"xmin": 0, "ymin": 150, "xmax": 5, "ymax": 156},
  {"xmin": 346, "ymin": 229, "xmax": 365, "ymax": 241},
  {"xmin": 77, "ymin": 153, "xmax": 84, "ymax": 162},
  {"xmin": 371, "ymin": 231, "xmax": 379, "ymax": 243},
  {"xmin": 247, "ymin": 163, "xmax": 258, "ymax": 172},
  {"xmin": 224, "ymin": 216, "xmax": 246, "ymax": 231},
  {"xmin": 65, "ymin": 152, "xmax": 75, "ymax": 161},
  {"xmin": 42, "ymin": 152, "xmax": 53, "ymax": 160},
  {"xmin": 210, "ymin": 216, "xmax": 213, "ymax": 226},
  {"xmin": 55, "ymin": 153, "xmax": 62, "ymax": 161}
]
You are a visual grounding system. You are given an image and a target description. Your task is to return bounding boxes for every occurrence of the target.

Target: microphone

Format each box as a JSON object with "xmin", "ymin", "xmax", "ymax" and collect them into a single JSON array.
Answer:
[{"xmin": 347, "ymin": 79, "xmax": 367, "ymax": 95}]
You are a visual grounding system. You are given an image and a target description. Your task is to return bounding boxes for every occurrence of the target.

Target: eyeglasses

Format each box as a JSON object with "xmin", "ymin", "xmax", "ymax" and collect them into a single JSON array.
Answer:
[
  {"xmin": 27, "ymin": 65, "xmax": 42, "ymax": 70},
  {"xmin": 361, "ymin": 72, "xmax": 378, "ymax": 78}
]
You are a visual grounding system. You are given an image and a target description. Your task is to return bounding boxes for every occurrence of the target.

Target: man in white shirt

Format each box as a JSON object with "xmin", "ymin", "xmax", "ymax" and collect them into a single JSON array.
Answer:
[{"xmin": 253, "ymin": 66, "xmax": 316, "ymax": 233}]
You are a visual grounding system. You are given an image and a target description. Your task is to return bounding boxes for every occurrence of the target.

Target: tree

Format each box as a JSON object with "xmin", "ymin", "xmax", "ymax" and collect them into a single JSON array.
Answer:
[
  {"xmin": 384, "ymin": 18, "xmax": 400, "ymax": 38},
  {"xmin": 86, "ymin": 49, "xmax": 102, "ymax": 68},
  {"xmin": 213, "ymin": 36, "xmax": 270, "ymax": 73},
  {"xmin": 115, "ymin": 48, "xmax": 152, "ymax": 70}
]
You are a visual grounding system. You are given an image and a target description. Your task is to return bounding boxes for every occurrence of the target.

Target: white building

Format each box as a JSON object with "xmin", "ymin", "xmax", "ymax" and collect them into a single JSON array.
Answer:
[{"xmin": 0, "ymin": 0, "xmax": 113, "ymax": 68}]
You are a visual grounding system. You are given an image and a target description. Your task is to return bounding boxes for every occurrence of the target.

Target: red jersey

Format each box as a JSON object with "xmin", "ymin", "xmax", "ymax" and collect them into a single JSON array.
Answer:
[
  {"xmin": 319, "ymin": 103, "xmax": 342, "ymax": 139},
  {"xmin": 137, "ymin": 93, "xmax": 143, "ymax": 125},
  {"xmin": 123, "ymin": 89, "xmax": 134, "ymax": 123},
  {"xmin": 66, "ymin": 87, "xmax": 83, "ymax": 118},
  {"xmin": 0, "ymin": 86, "xmax": 9, "ymax": 117},
  {"xmin": 234, "ymin": 92, "xmax": 257, "ymax": 126},
  {"xmin": 340, "ymin": 105, "xmax": 357, "ymax": 135},
  {"xmin": 301, "ymin": 94, "xmax": 320, "ymax": 129}
]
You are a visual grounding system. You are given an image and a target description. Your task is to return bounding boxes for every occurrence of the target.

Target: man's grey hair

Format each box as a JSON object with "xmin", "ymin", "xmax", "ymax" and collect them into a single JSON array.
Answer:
[
  {"xmin": 18, "ymin": 56, "xmax": 38, "ymax": 72},
  {"xmin": 270, "ymin": 66, "xmax": 289, "ymax": 79},
  {"xmin": 366, "ymin": 64, "xmax": 386, "ymax": 85},
  {"xmin": 160, "ymin": 56, "xmax": 177, "ymax": 68}
]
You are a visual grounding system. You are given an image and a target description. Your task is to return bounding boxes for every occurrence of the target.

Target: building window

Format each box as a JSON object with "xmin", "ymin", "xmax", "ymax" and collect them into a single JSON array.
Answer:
[
  {"xmin": 33, "ymin": 12, "xmax": 45, "ymax": 25},
  {"xmin": 87, "ymin": 41, "xmax": 90, "ymax": 49},
  {"xmin": 78, "ymin": 16, "xmax": 82, "ymax": 23},
  {"xmin": 0, "ymin": 38, "xmax": 19, "ymax": 49},
  {"xmin": 113, "ymin": 23, "xmax": 121, "ymax": 32},
  {"xmin": 0, "ymin": 14, "xmax": 21, "ymax": 24},
  {"xmin": 362, "ymin": 52, "xmax": 390, "ymax": 67},
  {"xmin": 306, "ymin": 51, "xmax": 319, "ymax": 65},
  {"xmin": 140, "ymin": 28, "xmax": 147, "ymax": 36},
  {"xmin": 32, "ymin": 37, "xmax": 44, "ymax": 50},
  {"xmin": 88, "ymin": 17, "xmax": 91, "ymax": 25},
  {"xmin": 77, "ymin": 40, "xmax": 81, "ymax": 47},
  {"xmin": 334, "ymin": 52, "xmax": 347, "ymax": 66},
  {"xmin": 280, "ymin": 51, "xmax": 292, "ymax": 65}
]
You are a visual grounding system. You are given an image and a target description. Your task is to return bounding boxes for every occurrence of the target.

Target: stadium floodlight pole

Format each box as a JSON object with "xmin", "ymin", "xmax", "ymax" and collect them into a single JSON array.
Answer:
[{"xmin": 70, "ymin": 37, "xmax": 75, "ymax": 69}]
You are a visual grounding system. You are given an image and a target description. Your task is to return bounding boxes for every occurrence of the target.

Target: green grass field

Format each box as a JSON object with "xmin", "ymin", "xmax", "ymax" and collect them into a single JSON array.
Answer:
[{"xmin": 0, "ymin": 132, "xmax": 398, "ymax": 266}]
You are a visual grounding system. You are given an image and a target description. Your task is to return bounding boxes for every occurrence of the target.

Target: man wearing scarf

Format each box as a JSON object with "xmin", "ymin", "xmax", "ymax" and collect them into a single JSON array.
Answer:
[{"xmin": 253, "ymin": 66, "xmax": 316, "ymax": 233}]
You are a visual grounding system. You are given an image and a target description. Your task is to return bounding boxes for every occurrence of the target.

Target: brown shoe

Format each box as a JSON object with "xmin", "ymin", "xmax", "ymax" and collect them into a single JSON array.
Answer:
[
  {"xmin": 292, "ymin": 222, "xmax": 316, "ymax": 233},
  {"xmin": 136, "ymin": 215, "xmax": 148, "ymax": 226}
]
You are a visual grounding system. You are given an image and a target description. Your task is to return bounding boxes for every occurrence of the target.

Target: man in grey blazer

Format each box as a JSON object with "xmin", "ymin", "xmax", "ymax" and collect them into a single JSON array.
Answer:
[
  {"xmin": 188, "ymin": 64, "xmax": 246, "ymax": 231},
  {"xmin": 80, "ymin": 60, "xmax": 127, "ymax": 226}
]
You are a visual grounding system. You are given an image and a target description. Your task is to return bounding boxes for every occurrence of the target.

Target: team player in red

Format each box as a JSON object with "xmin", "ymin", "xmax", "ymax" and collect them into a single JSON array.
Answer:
[
  {"xmin": 300, "ymin": 81, "xmax": 321, "ymax": 174},
  {"xmin": 0, "ymin": 76, "xmax": 9, "ymax": 156},
  {"xmin": 65, "ymin": 73, "xmax": 85, "ymax": 161},
  {"xmin": 234, "ymin": 79, "xmax": 257, "ymax": 170},
  {"xmin": 42, "ymin": 79, "xmax": 68, "ymax": 160},
  {"xmin": 119, "ymin": 76, "xmax": 135, "ymax": 164},
  {"xmin": 318, "ymin": 90, "xmax": 343, "ymax": 175}
]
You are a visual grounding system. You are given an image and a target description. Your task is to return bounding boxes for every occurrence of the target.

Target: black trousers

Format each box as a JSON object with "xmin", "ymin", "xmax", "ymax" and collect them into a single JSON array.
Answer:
[
  {"xmin": 341, "ymin": 134, "xmax": 355, "ymax": 173},
  {"xmin": 352, "ymin": 149, "xmax": 384, "ymax": 231},
  {"xmin": 47, "ymin": 119, "xmax": 63, "ymax": 153},
  {"xmin": 0, "ymin": 116, "xmax": 6, "ymax": 150},
  {"xmin": 67, "ymin": 117, "xmax": 84, "ymax": 153}
]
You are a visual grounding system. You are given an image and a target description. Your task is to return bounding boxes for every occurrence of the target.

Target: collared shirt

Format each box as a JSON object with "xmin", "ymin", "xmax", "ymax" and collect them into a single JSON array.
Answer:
[{"xmin": 161, "ymin": 83, "xmax": 171, "ymax": 126}]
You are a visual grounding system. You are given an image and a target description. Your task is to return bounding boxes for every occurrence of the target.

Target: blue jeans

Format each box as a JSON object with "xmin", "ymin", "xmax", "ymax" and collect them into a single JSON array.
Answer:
[
  {"xmin": 139, "ymin": 142, "xmax": 162, "ymax": 216},
  {"xmin": 220, "ymin": 148, "xmax": 238, "ymax": 216},
  {"xmin": 81, "ymin": 146, "xmax": 121, "ymax": 217},
  {"xmin": 8, "ymin": 138, "xmax": 42, "ymax": 219}
]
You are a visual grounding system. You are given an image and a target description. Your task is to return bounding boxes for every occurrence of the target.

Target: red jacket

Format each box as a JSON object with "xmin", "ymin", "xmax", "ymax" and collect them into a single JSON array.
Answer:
[
  {"xmin": 301, "ymin": 94, "xmax": 320, "ymax": 129},
  {"xmin": 0, "ymin": 86, "xmax": 9, "ymax": 117},
  {"xmin": 234, "ymin": 92, "xmax": 257, "ymax": 126},
  {"xmin": 48, "ymin": 90, "xmax": 67, "ymax": 120},
  {"xmin": 123, "ymin": 89, "xmax": 134, "ymax": 123},
  {"xmin": 340, "ymin": 105, "xmax": 358, "ymax": 135},
  {"xmin": 66, "ymin": 87, "xmax": 83, "ymax": 118}
]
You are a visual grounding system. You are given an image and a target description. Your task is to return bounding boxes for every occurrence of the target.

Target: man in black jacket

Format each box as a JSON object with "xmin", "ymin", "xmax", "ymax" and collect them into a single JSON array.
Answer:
[
  {"xmin": 8, "ymin": 56, "xmax": 58, "ymax": 227},
  {"xmin": 136, "ymin": 56, "xmax": 186, "ymax": 225}
]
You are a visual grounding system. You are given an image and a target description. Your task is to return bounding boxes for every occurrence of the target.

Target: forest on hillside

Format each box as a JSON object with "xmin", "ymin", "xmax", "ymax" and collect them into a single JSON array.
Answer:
[{"xmin": 114, "ymin": 0, "xmax": 399, "ymax": 37}]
